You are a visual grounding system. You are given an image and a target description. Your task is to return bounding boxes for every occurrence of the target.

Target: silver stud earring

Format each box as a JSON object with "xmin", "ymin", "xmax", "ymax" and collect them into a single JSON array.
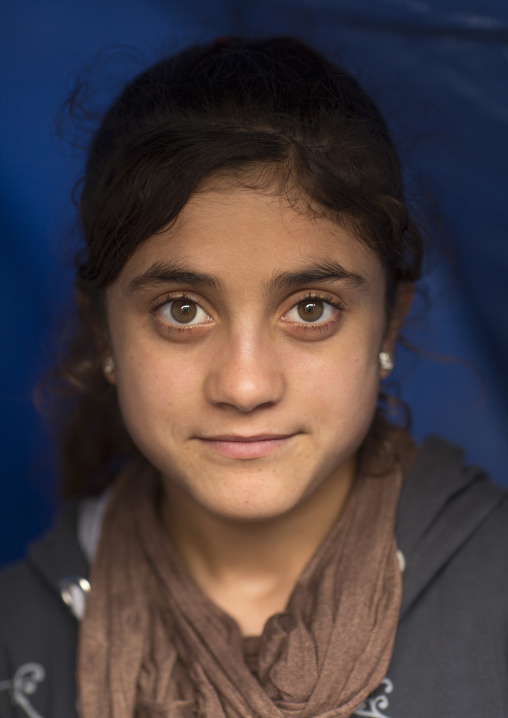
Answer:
[
  {"xmin": 103, "ymin": 356, "xmax": 116, "ymax": 375},
  {"xmin": 378, "ymin": 351, "xmax": 394, "ymax": 371}
]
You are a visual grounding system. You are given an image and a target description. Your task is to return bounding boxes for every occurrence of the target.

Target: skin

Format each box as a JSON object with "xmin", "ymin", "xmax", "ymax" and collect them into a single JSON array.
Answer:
[{"xmin": 104, "ymin": 186, "xmax": 411, "ymax": 635}]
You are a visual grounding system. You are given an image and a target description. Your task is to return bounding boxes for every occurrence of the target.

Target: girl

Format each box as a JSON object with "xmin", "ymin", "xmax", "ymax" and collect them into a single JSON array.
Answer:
[{"xmin": 1, "ymin": 36, "xmax": 507, "ymax": 718}]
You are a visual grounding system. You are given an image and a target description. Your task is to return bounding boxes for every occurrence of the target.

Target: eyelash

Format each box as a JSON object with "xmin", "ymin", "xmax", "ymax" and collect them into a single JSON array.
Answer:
[
  {"xmin": 151, "ymin": 292, "xmax": 344, "ymax": 335},
  {"xmin": 284, "ymin": 293, "xmax": 344, "ymax": 332},
  {"xmin": 152, "ymin": 292, "xmax": 206, "ymax": 334}
]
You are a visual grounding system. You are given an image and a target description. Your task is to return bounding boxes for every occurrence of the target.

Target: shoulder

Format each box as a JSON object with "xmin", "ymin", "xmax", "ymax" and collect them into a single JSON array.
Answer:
[
  {"xmin": 384, "ymin": 438, "xmax": 508, "ymax": 716},
  {"xmin": 0, "ymin": 499, "xmax": 89, "ymax": 629},
  {"xmin": 0, "ymin": 557, "xmax": 78, "ymax": 652},
  {"xmin": 397, "ymin": 435, "xmax": 508, "ymax": 610},
  {"xmin": 0, "ymin": 501, "xmax": 88, "ymax": 718},
  {"xmin": 397, "ymin": 435, "xmax": 508, "ymax": 551}
]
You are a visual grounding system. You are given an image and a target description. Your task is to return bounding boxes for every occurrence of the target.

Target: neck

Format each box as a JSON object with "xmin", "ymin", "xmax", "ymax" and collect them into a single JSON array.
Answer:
[{"xmin": 161, "ymin": 457, "xmax": 356, "ymax": 635}]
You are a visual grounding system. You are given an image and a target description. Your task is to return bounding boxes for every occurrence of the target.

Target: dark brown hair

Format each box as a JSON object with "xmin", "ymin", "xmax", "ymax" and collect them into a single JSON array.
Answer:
[{"xmin": 54, "ymin": 36, "xmax": 424, "ymax": 496}]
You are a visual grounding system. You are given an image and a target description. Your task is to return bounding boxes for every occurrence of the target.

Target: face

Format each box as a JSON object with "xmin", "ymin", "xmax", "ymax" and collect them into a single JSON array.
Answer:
[{"xmin": 105, "ymin": 187, "xmax": 399, "ymax": 522}]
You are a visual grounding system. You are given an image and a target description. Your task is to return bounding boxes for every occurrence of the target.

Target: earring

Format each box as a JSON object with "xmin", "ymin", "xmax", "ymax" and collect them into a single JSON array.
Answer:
[
  {"xmin": 103, "ymin": 356, "xmax": 115, "ymax": 375},
  {"xmin": 378, "ymin": 351, "xmax": 394, "ymax": 371}
]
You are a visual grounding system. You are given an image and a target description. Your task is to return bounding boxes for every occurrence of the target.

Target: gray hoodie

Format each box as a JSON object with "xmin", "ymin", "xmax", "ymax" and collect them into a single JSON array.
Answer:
[{"xmin": 1, "ymin": 436, "xmax": 507, "ymax": 718}]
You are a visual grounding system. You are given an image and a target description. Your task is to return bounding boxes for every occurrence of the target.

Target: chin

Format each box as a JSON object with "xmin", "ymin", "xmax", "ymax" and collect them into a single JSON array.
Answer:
[
  {"xmin": 203, "ymin": 499, "xmax": 300, "ymax": 524},
  {"xmin": 186, "ymin": 474, "xmax": 309, "ymax": 523}
]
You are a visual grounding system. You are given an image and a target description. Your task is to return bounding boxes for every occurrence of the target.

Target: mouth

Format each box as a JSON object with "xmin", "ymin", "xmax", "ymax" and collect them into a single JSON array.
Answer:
[{"xmin": 197, "ymin": 433, "xmax": 297, "ymax": 459}]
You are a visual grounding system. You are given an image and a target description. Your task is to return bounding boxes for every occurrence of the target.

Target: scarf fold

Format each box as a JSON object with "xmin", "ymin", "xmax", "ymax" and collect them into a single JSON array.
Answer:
[{"xmin": 78, "ymin": 463, "xmax": 402, "ymax": 718}]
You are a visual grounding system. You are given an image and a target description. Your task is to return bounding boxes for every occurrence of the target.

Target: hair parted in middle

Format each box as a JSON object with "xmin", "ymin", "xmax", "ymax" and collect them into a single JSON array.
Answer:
[{"xmin": 54, "ymin": 36, "xmax": 424, "ymax": 496}]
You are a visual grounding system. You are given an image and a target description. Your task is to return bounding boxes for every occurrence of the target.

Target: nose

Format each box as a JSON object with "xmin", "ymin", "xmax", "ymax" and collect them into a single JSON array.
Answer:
[{"xmin": 204, "ymin": 329, "xmax": 285, "ymax": 412}]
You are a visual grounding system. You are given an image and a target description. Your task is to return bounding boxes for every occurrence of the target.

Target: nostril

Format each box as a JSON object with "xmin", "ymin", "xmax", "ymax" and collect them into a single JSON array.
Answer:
[
  {"xmin": 204, "ymin": 366, "xmax": 285, "ymax": 412},
  {"xmin": 212, "ymin": 397, "xmax": 279, "ymax": 413}
]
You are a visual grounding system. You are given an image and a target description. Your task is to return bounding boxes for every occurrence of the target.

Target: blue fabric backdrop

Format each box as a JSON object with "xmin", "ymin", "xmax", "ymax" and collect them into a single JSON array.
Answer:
[{"xmin": 1, "ymin": 0, "xmax": 507, "ymax": 566}]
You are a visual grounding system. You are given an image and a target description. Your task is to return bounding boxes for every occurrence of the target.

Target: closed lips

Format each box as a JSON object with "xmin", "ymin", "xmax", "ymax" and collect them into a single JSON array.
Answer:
[
  {"xmin": 198, "ymin": 434, "xmax": 296, "ymax": 459},
  {"xmin": 201, "ymin": 434, "xmax": 294, "ymax": 441}
]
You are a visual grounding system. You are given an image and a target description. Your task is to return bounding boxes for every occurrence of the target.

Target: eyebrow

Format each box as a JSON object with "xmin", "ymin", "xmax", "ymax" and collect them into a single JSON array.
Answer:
[
  {"xmin": 267, "ymin": 261, "xmax": 365, "ymax": 292},
  {"xmin": 126, "ymin": 259, "xmax": 365, "ymax": 295},
  {"xmin": 127, "ymin": 261, "xmax": 224, "ymax": 293}
]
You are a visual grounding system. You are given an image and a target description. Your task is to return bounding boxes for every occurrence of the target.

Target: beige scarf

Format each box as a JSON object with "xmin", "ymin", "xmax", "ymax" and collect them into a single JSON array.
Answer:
[{"xmin": 78, "ymin": 462, "xmax": 402, "ymax": 718}]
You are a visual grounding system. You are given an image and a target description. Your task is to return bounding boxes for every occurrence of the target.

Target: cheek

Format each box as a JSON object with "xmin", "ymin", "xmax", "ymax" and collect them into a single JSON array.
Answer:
[
  {"xmin": 308, "ymin": 357, "xmax": 378, "ymax": 410},
  {"xmin": 293, "ymin": 332, "xmax": 381, "ymax": 432},
  {"xmin": 112, "ymin": 335, "xmax": 202, "ymax": 443}
]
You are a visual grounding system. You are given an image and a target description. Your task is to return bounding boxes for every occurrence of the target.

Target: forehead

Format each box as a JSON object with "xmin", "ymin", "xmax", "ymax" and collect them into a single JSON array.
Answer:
[{"xmin": 117, "ymin": 187, "xmax": 385, "ymax": 291}]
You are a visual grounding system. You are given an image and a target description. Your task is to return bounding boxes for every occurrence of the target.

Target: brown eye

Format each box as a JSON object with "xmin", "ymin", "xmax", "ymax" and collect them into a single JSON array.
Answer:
[
  {"xmin": 157, "ymin": 297, "xmax": 209, "ymax": 329},
  {"xmin": 170, "ymin": 299, "xmax": 197, "ymax": 323},
  {"xmin": 297, "ymin": 299, "xmax": 324, "ymax": 322}
]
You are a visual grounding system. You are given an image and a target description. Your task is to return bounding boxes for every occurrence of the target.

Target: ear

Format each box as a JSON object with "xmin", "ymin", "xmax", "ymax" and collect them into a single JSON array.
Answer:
[
  {"xmin": 380, "ymin": 282, "xmax": 414, "ymax": 376},
  {"xmin": 102, "ymin": 356, "xmax": 117, "ymax": 384},
  {"xmin": 76, "ymin": 289, "xmax": 117, "ymax": 384}
]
